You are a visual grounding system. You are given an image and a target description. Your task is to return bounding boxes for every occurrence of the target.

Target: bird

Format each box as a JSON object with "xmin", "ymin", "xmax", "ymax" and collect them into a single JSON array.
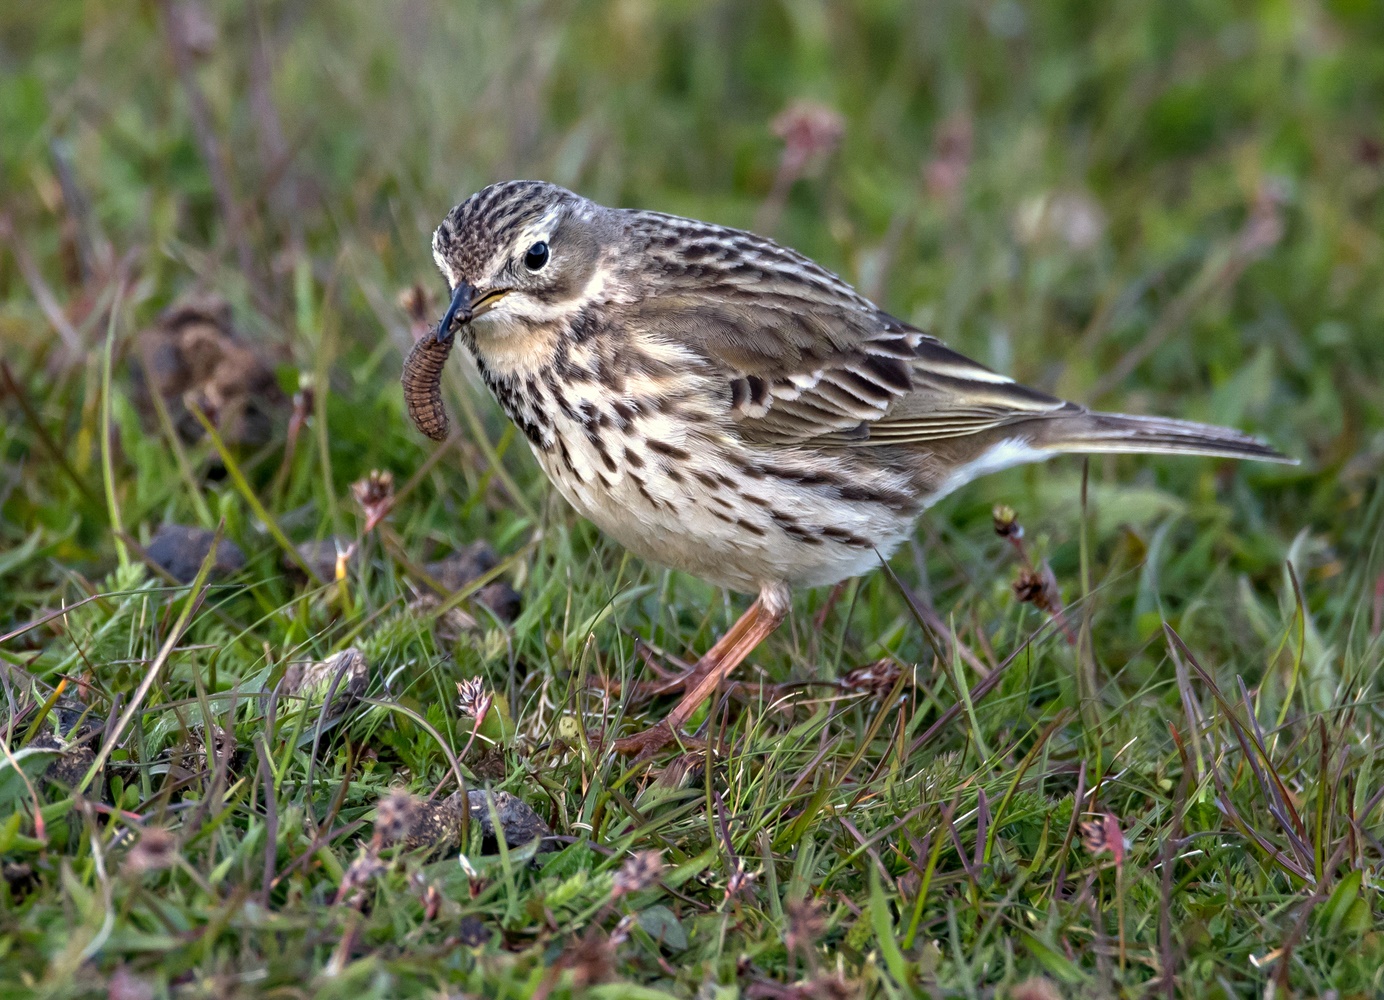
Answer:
[{"xmin": 420, "ymin": 179, "xmax": 1292, "ymax": 757}]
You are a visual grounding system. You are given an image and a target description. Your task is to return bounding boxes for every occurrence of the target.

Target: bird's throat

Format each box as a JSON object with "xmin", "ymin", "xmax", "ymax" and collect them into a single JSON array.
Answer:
[{"xmin": 466, "ymin": 315, "xmax": 565, "ymax": 381}]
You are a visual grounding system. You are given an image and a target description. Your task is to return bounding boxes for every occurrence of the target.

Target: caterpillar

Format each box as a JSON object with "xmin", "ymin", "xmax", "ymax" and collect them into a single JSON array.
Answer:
[{"xmin": 401, "ymin": 333, "xmax": 454, "ymax": 441}]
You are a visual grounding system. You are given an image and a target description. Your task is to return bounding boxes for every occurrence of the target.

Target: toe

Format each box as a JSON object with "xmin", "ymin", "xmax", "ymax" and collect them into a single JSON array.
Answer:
[{"xmin": 612, "ymin": 721, "xmax": 676, "ymax": 759}]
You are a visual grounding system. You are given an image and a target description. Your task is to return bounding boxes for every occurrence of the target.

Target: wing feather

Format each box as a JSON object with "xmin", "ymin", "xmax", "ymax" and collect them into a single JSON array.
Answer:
[{"xmin": 619, "ymin": 211, "xmax": 1071, "ymax": 447}]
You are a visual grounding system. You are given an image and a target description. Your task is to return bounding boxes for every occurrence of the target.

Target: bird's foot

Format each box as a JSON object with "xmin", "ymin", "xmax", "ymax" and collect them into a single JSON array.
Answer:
[
  {"xmin": 591, "ymin": 672, "xmax": 695, "ymax": 701},
  {"xmin": 593, "ymin": 643, "xmax": 706, "ymax": 701},
  {"xmin": 610, "ymin": 721, "xmax": 703, "ymax": 761}
]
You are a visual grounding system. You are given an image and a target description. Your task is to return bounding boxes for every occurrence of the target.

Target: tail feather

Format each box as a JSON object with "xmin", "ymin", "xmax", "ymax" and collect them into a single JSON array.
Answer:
[{"xmin": 1028, "ymin": 411, "xmax": 1296, "ymax": 465}]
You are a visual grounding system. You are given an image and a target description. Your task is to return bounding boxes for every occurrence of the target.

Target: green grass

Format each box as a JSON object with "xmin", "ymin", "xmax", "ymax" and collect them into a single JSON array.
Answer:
[{"xmin": 2, "ymin": 1, "xmax": 1384, "ymax": 997}]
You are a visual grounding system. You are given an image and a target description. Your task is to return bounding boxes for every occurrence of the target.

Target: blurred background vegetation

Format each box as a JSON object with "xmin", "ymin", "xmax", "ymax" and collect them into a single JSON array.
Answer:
[
  {"xmin": 5, "ymin": 0, "xmax": 1382, "ymax": 563},
  {"xmin": 2, "ymin": 1, "xmax": 1383, "ymax": 996}
]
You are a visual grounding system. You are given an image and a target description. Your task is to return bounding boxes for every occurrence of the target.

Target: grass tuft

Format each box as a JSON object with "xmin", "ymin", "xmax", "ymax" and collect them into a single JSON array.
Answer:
[{"xmin": 2, "ymin": 2, "xmax": 1383, "ymax": 996}]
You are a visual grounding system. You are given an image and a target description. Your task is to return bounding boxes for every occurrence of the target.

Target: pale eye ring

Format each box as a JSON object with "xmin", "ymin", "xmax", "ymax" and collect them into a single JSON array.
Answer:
[{"xmin": 523, "ymin": 241, "xmax": 549, "ymax": 271}]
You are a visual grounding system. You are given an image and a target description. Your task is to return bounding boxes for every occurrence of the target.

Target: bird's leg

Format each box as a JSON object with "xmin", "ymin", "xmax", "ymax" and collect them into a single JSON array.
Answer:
[
  {"xmin": 589, "ymin": 639, "xmax": 697, "ymax": 700},
  {"xmin": 604, "ymin": 616, "xmax": 763, "ymax": 701},
  {"xmin": 612, "ymin": 584, "xmax": 790, "ymax": 758}
]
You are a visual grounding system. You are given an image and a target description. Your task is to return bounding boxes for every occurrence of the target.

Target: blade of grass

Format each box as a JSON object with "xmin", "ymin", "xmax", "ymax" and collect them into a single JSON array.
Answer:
[
  {"xmin": 21, "ymin": 677, "xmax": 70, "ymax": 745},
  {"xmin": 0, "ymin": 361, "xmax": 98, "ymax": 506},
  {"xmin": 983, "ymin": 709, "xmax": 1071, "ymax": 865},
  {"xmin": 79, "ymin": 522, "xmax": 223, "ymax": 795},
  {"xmin": 135, "ymin": 340, "xmax": 214, "ymax": 527},
  {"xmin": 189, "ymin": 404, "xmax": 315, "ymax": 577},
  {"xmin": 100, "ymin": 284, "xmax": 129, "ymax": 571}
]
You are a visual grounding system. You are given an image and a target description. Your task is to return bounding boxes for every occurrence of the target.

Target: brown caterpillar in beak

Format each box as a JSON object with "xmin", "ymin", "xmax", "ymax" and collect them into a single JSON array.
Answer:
[{"xmin": 401, "ymin": 334, "xmax": 454, "ymax": 441}]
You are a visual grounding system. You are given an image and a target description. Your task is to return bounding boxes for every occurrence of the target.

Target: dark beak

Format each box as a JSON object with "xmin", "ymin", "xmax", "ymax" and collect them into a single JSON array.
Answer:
[{"xmin": 435, "ymin": 281, "xmax": 477, "ymax": 341}]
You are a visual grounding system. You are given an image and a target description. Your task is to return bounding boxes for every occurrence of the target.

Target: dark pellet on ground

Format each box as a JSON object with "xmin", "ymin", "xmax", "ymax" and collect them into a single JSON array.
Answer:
[
  {"xmin": 146, "ymin": 524, "xmax": 246, "ymax": 583},
  {"xmin": 425, "ymin": 541, "xmax": 522, "ymax": 622}
]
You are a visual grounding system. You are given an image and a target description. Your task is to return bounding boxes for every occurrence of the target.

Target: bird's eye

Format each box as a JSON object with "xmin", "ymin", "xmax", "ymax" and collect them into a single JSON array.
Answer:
[{"xmin": 523, "ymin": 241, "xmax": 549, "ymax": 272}]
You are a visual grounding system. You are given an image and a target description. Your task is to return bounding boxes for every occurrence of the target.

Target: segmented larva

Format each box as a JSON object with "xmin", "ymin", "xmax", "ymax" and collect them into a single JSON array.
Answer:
[{"xmin": 401, "ymin": 334, "xmax": 454, "ymax": 441}]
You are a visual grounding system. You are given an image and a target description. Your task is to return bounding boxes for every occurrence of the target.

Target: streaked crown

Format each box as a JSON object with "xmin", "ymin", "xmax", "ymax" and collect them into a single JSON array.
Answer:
[{"xmin": 434, "ymin": 181, "xmax": 595, "ymax": 288}]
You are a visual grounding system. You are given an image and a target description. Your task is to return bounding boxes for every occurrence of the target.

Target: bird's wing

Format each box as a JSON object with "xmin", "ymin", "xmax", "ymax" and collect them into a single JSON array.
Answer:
[
  {"xmin": 622, "ymin": 212, "xmax": 1071, "ymax": 446},
  {"xmin": 732, "ymin": 311, "xmax": 1075, "ymax": 447}
]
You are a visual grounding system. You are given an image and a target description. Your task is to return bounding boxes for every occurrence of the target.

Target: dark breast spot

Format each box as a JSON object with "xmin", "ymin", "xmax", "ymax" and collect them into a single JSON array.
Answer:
[
  {"xmin": 763, "ymin": 465, "xmax": 842, "ymax": 489},
  {"xmin": 646, "ymin": 439, "xmax": 691, "ymax": 462},
  {"xmin": 568, "ymin": 310, "xmax": 603, "ymax": 343},
  {"xmin": 547, "ymin": 380, "xmax": 579, "ymax": 421},
  {"xmin": 557, "ymin": 438, "xmax": 576, "ymax": 476},
  {"xmin": 839, "ymin": 482, "xmax": 915, "ymax": 514},
  {"xmin": 593, "ymin": 435, "xmax": 618, "ymax": 473},
  {"xmin": 820, "ymin": 525, "xmax": 873, "ymax": 549},
  {"xmin": 634, "ymin": 478, "xmax": 670, "ymax": 511},
  {"xmin": 484, "ymin": 372, "xmax": 551, "ymax": 449}
]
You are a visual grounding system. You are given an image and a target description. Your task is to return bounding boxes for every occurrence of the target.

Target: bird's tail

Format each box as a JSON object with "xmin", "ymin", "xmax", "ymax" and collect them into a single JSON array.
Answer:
[{"xmin": 1027, "ymin": 410, "xmax": 1296, "ymax": 464}]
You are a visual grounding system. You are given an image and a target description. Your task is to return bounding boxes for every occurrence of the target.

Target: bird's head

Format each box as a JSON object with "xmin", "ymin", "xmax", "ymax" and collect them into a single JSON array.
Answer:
[{"xmin": 430, "ymin": 181, "xmax": 621, "ymax": 357}]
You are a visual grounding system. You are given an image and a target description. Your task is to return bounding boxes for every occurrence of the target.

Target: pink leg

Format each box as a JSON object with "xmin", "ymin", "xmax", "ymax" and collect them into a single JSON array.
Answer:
[{"xmin": 612, "ymin": 584, "xmax": 789, "ymax": 758}]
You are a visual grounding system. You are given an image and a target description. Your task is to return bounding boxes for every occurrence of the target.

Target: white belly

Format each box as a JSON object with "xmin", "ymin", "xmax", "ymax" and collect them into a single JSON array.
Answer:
[{"xmin": 533, "ymin": 400, "xmax": 917, "ymax": 593}]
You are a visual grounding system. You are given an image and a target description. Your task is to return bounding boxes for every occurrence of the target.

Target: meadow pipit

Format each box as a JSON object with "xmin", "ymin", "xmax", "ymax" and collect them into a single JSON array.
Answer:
[{"xmin": 410, "ymin": 180, "xmax": 1292, "ymax": 756}]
